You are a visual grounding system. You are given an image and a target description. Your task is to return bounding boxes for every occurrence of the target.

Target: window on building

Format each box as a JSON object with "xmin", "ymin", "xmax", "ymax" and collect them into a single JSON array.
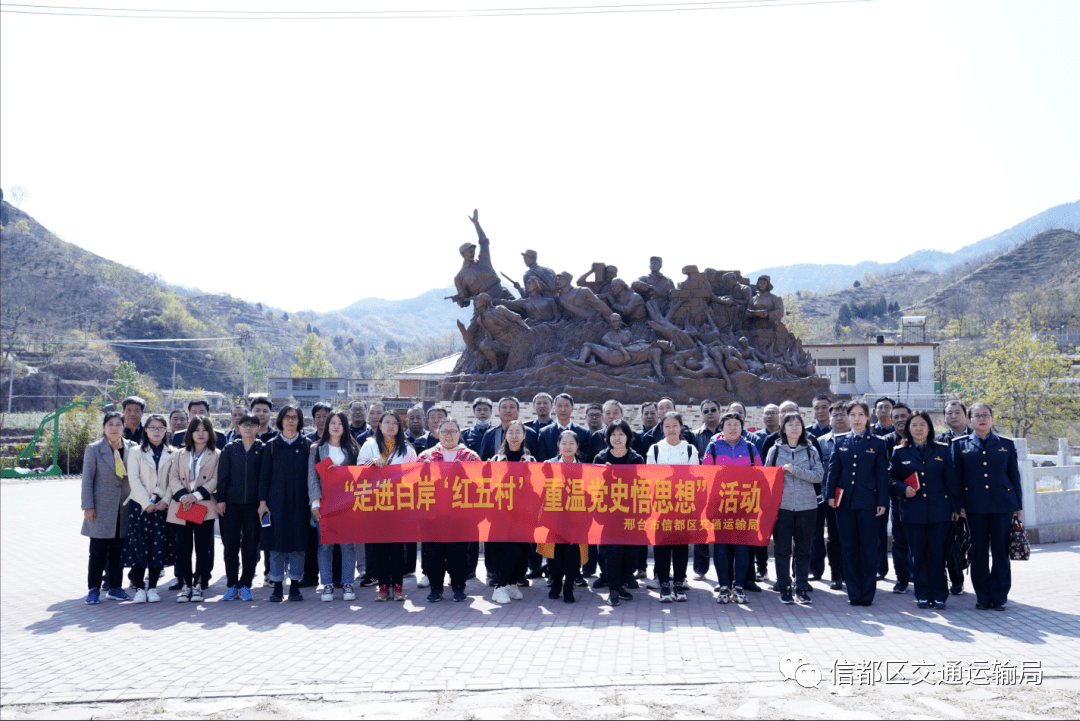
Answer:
[
  {"xmin": 275, "ymin": 381, "xmax": 288, "ymax": 390},
  {"xmin": 420, "ymin": 380, "xmax": 440, "ymax": 398},
  {"xmin": 324, "ymin": 381, "xmax": 338, "ymax": 391},
  {"xmin": 883, "ymin": 355, "xmax": 920, "ymax": 383},
  {"xmin": 354, "ymin": 384, "xmax": 368, "ymax": 394},
  {"xmin": 837, "ymin": 358, "xmax": 856, "ymax": 384},
  {"xmin": 292, "ymin": 379, "xmax": 317, "ymax": 391}
]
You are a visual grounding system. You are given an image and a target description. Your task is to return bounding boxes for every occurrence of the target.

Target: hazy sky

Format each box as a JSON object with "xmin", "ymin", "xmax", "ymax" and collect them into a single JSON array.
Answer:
[{"xmin": 2, "ymin": 0, "xmax": 1077, "ymax": 312}]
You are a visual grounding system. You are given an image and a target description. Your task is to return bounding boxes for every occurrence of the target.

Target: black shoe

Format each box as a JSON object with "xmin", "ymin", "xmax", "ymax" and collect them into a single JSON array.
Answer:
[
  {"xmin": 861, "ymin": 601, "xmax": 873, "ymax": 607},
  {"xmin": 526, "ymin": 570, "xmax": 543, "ymax": 579},
  {"xmin": 795, "ymin": 591, "xmax": 812, "ymax": 605},
  {"xmin": 917, "ymin": 599, "xmax": 930, "ymax": 609},
  {"xmin": 976, "ymin": 602, "xmax": 991, "ymax": 610},
  {"xmin": 755, "ymin": 572, "xmax": 765, "ymax": 582},
  {"xmin": 623, "ymin": 578, "xmax": 640, "ymax": 590},
  {"xmin": 949, "ymin": 584, "xmax": 964, "ymax": 596},
  {"xmin": 298, "ymin": 576, "xmax": 318, "ymax": 589},
  {"xmin": 810, "ymin": 573, "xmax": 823, "ymax": 582},
  {"xmin": 593, "ymin": 578, "xmax": 608, "ymax": 589},
  {"xmin": 994, "ymin": 602, "xmax": 1008, "ymax": 611},
  {"xmin": 849, "ymin": 600, "xmax": 860, "ymax": 606},
  {"xmin": 563, "ymin": 593, "xmax": 575, "ymax": 603},
  {"xmin": 780, "ymin": 589, "xmax": 794, "ymax": 605},
  {"xmin": 829, "ymin": 580, "xmax": 843, "ymax": 590},
  {"xmin": 744, "ymin": 582, "xmax": 763, "ymax": 593},
  {"xmin": 487, "ymin": 575, "xmax": 498, "ymax": 587},
  {"xmin": 607, "ymin": 592, "xmax": 620, "ymax": 607},
  {"xmin": 358, "ymin": 577, "xmax": 376, "ymax": 588},
  {"xmin": 168, "ymin": 580, "xmax": 183, "ymax": 591},
  {"xmin": 876, "ymin": 572, "xmax": 887, "ymax": 581},
  {"xmin": 548, "ymin": 588, "xmax": 561, "ymax": 600},
  {"xmin": 453, "ymin": 590, "xmax": 467, "ymax": 602},
  {"xmin": 893, "ymin": 581, "xmax": 909, "ymax": 594},
  {"xmin": 288, "ymin": 582, "xmax": 304, "ymax": 601},
  {"xmin": 427, "ymin": 589, "xmax": 443, "ymax": 603},
  {"xmin": 804, "ymin": 586, "xmax": 814, "ymax": 592},
  {"xmin": 269, "ymin": 582, "xmax": 284, "ymax": 603},
  {"xmin": 618, "ymin": 589, "xmax": 633, "ymax": 601},
  {"xmin": 546, "ymin": 577, "xmax": 554, "ymax": 587},
  {"xmin": 516, "ymin": 576, "xmax": 530, "ymax": 587},
  {"xmin": 466, "ymin": 572, "xmax": 477, "ymax": 580},
  {"xmin": 574, "ymin": 576, "xmax": 588, "ymax": 588},
  {"xmin": 933, "ymin": 600, "xmax": 947, "ymax": 610}
]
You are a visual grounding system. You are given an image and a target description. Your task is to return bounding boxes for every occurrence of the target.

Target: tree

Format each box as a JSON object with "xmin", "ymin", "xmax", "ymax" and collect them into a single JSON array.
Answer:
[
  {"xmin": 8, "ymin": 185, "xmax": 30, "ymax": 208},
  {"xmin": 837, "ymin": 303, "xmax": 852, "ymax": 326},
  {"xmin": 950, "ymin": 320, "xmax": 1079, "ymax": 438},
  {"xmin": 291, "ymin": 333, "xmax": 336, "ymax": 378}
]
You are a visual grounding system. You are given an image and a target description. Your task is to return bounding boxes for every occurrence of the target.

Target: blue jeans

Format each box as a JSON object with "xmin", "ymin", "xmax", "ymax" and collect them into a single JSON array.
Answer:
[
  {"xmin": 713, "ymin": 543, "xmax": 748, "ymax": 588},
  {"xmin": 268, "ymin": 551, "xmax": 305, "ymax": 583},
  {"xmin": 318, "ymin": 542, "xmax": 357, "ymax": 586}
]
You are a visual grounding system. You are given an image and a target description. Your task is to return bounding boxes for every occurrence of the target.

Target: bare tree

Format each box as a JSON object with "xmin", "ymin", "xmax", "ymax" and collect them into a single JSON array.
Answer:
[{"xmin": 8, "ymin": 185, "xmax": 30, "ymax": 208}]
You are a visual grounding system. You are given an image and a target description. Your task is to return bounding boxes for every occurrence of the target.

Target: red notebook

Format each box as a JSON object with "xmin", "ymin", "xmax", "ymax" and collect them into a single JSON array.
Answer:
[
  {"xmin": 903, "ymin": 472, "xmax": 921, "ymax": 491},
  {"xmin": 177, "ymin": 503, "xmax": 208, "ymax": 524},
  {"xmin": 835, "ymin": 488, "xmax": 844, "ymax": 507},
  {"xmin": 315, "ymin": 456, "xmax": 334, "ymax": 483}
]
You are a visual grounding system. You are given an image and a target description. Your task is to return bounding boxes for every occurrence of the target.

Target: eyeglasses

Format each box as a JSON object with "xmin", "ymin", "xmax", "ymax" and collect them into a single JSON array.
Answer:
[
  {"xmin": 971, "ymin": 413, "xmax": 992, "ymax": 420},
  {"xmin": 703, "ymin": 408, "xmax": 719, "ymax": 414},
  {"xmin": 146, "ymin": 425, "xmax": 166, "ymax": 432}
]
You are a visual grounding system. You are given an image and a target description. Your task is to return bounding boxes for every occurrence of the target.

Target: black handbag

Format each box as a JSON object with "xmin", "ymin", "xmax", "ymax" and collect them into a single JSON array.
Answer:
[
  {"xmin": 1008, "ymin": 518, "xmax": 1030, "ymax": 561},
  {"xmin": 948, "ymin": 517, "xmax": 972, "ymax": 571}
]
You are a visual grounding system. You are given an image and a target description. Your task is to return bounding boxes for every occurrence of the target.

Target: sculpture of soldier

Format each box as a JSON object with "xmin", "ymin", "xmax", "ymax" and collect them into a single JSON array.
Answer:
[
  {"xmin": 577, "ymin": 263, "xmax": 619, "ymax": 298},
  {"xmin": 554, "ymin": 271, "xmax": 614, "ymax": 321},
  {"xmin": 450, "ymin": 209, "xmax": 514, "ymax": 308},
  {"xmin": 468, "ymin": 292, "xmax": 531, "ymax": 372},
  {"xmin": 669, "ymin": 265, "xmax": 713, "ymax": 326},
  {"xmin": 631, "ymin": 256, "xmax": 676, "ymax": 315},
  {"xmin": 671, "ymin": 341, "xmax": 735, "ymax": 392},
  {"xmin": 574, "ymin": 313, "xmax": 667, "ymax": 382},
  {"xmin": 509, "ymin": 249, "xmax": 559, "ymax": 298},
  {"xmin": 711, "ymin": 271, "xmax": 754, "ymax": 331},
  {"xmin": 493, "ymin": 278, "xmax": 560, "ymax": 322},
  {"xmin": 601, "ymin": 278, "xmax": 647, "ymax": 323}
]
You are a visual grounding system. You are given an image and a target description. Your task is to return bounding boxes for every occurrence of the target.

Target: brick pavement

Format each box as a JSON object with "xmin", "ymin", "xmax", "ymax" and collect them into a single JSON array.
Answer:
[{"xmin": 2, "ymin": 478, "xmax": 1079, "ymax": 706}]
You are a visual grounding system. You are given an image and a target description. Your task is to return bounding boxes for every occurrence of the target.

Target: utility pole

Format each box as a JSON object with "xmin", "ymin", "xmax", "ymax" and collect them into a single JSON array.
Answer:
[
  {"xmin": 6, "ymin": 352, "xmax": 14, "ymax": 415},
  {"xmin": 239, "ymin": 330, "xmax": 252, "ymax": 401},
  {"xmin": 170, "ymin": 358, "xmax": 178, "ymax": 410}
]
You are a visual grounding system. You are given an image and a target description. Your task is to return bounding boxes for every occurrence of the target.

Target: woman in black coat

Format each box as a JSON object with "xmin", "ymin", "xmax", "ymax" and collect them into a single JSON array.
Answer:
[
  {"xmin": 592, "ymin": 420, "xmax": 644, "ymax": 607},
  {"xmin": 258, "ymin": 405, "xmax": 312, "ymax": 603}
]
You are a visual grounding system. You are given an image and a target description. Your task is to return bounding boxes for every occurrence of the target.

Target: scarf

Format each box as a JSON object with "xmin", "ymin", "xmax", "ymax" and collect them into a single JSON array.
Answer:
[
  {"xmin": 381, "ymin": 439, "xmax": 397, "ymax": 463},
  {"xmin": 111, "ymin": 442, "xmax": 127, "ymax": 479}
]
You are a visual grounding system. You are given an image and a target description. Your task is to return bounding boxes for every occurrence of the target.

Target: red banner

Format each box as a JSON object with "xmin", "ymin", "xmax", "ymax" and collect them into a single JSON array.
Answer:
[{"xmin": 319, "ymin": 462, "xmax": 783, "ymax": 546}]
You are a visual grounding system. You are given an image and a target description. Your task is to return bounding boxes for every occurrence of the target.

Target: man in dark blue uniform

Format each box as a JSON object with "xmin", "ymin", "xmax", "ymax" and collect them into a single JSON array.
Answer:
[
  {"xmin": 525, "ymin": 393, "xmax": 554, "ymax": 435},
  {"xmin": 461, "ymin": 398, "xmax": 493, "ymax": 454},
  {"xmin": 952, "ymin": 402, "xmax": 1022, "ymax": 611},
  {"xmin": 880, "ymin": 403, "xmax": 913, "ymax": 594},
  {"xmin": 871, "ymin": 396, "xmax": 896, "ymax": 437},
  {"xmin": 936, "ymin": 399, "xmax": 973, "ymax": 595},
  {"xmin": 826, "ymin": 401, "xmax": 889, "ymax": 606}
]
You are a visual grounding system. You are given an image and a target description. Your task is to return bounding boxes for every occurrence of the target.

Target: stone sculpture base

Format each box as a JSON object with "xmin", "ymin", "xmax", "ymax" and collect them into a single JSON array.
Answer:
[{"xmin": 440, "ymin": 352, "xmax": 831, "ymax": 406}]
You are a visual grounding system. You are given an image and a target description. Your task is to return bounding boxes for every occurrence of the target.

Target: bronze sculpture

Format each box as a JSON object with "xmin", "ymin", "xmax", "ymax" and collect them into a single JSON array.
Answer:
[{"xmin": 441, "ymin": 210, "xmax": 827, "ymax": 405}]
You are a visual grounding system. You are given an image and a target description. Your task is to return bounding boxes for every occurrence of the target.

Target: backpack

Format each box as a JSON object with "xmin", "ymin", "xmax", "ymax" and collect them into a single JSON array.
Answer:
[{"xmin": 652, "ymin": 443, "xmax": 695, "ymax": 463}]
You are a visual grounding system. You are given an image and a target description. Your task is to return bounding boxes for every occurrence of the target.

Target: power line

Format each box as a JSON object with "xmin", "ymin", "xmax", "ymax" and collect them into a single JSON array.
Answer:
[{"xmin": 0, "ymin": 0, "xmax": 877, "ymax": 19}]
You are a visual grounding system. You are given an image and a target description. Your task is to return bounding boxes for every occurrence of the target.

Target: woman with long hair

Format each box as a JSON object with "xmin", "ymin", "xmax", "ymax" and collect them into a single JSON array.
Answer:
[
  {"xmin": 487, "ymin": 420, "xmax": 536, "ymax": 605},
  {"xmin": 81, "ymin": 411, "xmax": 139, "ymax": 604},
  {"xmin": 308, "ymin": 410, "xmax": 361, "ymax": 602},
  {"xmin": 357, "ymin": 411, "xmax": 418, "ymax": 601},
  {"xmin": 122, "ymin": 413, "xmax": 176, "ymax": 603},
  {"xmin": 542, "ymin": 430, "xmax": 589, "ymax": 604},
  {"xmin": 166, "ymin": 416, "xmax": 221, "ymax": 603},
  {"xmin": 418, "ymin": 417, "xmax": 480, "ymax": 603}
]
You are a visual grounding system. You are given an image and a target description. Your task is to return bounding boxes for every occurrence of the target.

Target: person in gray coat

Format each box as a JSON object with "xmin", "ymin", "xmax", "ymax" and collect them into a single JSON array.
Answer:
[
  {"xmin": 82, "ymin": 411, "xmax": 139, "ymax": 604},
  {"xmin": 765, "ymin": 412, "xmax": 824, "ymax": 606}
]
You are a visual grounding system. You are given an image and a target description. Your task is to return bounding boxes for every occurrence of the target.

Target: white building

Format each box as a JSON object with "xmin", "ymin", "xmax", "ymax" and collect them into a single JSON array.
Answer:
[{"xmin": 803, "ymin": 341, "xmax": 940, "ymax": 410}]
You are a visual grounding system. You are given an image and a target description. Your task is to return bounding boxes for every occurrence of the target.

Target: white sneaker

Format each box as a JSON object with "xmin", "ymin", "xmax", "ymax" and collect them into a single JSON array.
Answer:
[
  {"xmin": 646, "ymin": 578, "xmax": 661, "ymax": 590},
  {"xmin": 417, "ymin": 575, "xmax": 430, "ymax": 588},
  {"xmin": 146, "ymin": 588, "xmax": 161, "ymax": 603},
  {"xmin": 321, "ymin": 584, "xmax": 335, "ymax": 602},
  {"xmin": 177, "ymin": 585, "xmax": 191, "ymax": 603},
  {"xmin": 133, "ymin": 588, "xmax": 148, "ymax": 604},
  {"xmin": 190, "ymin": 587, "xmax": 203, "ymax": 603},
  {"xmin": 342, "ymin": 584, "xmax": 356, "ymax": 601},
  {"xmin": 507, "ymin": 585, "xmax": 523, "ymax": 601},
  {"xmin": 492, "ymin": 586, "xmax": 512, "ymax": 604}
]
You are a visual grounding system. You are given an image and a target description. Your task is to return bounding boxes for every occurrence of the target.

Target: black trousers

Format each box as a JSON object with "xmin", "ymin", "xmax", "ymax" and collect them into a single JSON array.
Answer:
[
  {"xmin": 809, "ymin": 502, "xmax": 827, "ymax": 577},
  {"xmin": 488, "ymin": 541, "xmax": 529, "ymax": 587},
  {"xmin": 906, "ymin": 520, "xmax": 950, "ymax": 603},
  {"xmin": 968, "ymin": 512, "xmax": 1013, "ymax": 607},
  {"xmin": 877, "ymin": 512, "xmax": 890, "ymax": 577},
  {"xmin": 692, "ymin": 544, "xmax": 711, "ymax": 576},
  {"xmin": 753, "ymin": 545, "xmax": 769, "ymax": 576},
  {"xmin": 825, "ymin": 504, "xmax": 844, "ymax": 582},
  {"xmin": 88, "ymin": 537, "xmax": 124, "ymax": 590},
  {"xmin": 221, "ymin": 502, "xmax": 260, "ymax": 588},
  {"xmin": 581, "ymin": 545, "xmax": 599, "ymax": 576},
  {"xmin": 363, "ymin": 544, "xmax": 379, "ymax": 580},
  {"xmin": 527, "ymin": 544, "xmax": 544, "ymax": 573},
  {"xmin": 836, "ymin": 507, "xmax": 880, "ymax": 604},
  {"xmin": 636, "ymin": 546, "xmax": 649, "ymax": 572},
  {"xmin": 653, "ymin": 544, "xmax": 688, "ymax": 584},
  {"xmin": 547, "ymin": 544, "xmax": 580, "ymax": 598},
  {"xmin": 424, "ymin": 542, "xmax": 468, "ymax": 592},
  {"xmin": 374, "ymin": 542, "xmax": 405, "ymax": 587},
  {"xmin": 598, "ymin": 544, "xmax": 634, "ymax": 590},
  {"xmin": 466, "ymin": 541, "xmax": 480, "ymax": 575},
  {"xmin": 774, "ymin": 508, "xmax": 815, "ymax": 593},
  {"xmin": 945, "ymin": 519, "xmax": 965, "ymax": 589},
  {"xmin": 129, "ymin": 566, "xmax": 161, "ymax": 589},
  {"xmin": 404, "ymin": 542, "xmax": 418, "ymax": 575},
  {"xmin": 176, "ymin": 522, "xmax": 215, "ymax": 588},
  {"xmin": 890, "ymin": 498, "xmax": 912, "ymax": 583}
]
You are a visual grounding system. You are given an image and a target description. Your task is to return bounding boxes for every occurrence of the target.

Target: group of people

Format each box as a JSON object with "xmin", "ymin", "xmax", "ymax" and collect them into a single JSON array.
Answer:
[{"xmin": 80, "ymin": 391, "xmax": 1022, "ymax": 612}]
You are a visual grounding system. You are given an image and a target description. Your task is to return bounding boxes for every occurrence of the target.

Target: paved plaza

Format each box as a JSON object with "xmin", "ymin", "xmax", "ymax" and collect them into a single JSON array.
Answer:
[{"xmin": 2, "ymin": 478, "xmax": 1078, "ymax": 719}]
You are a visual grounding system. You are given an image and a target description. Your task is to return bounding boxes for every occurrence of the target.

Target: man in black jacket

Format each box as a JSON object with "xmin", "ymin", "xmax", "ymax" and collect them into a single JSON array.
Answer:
[
  {"xmin": 537, "ymin": 393, "xmax": 592, "ymax": 461},
  {"xmin": 214, "ymin": 414, "xmax": 265, "ymax": 601}
]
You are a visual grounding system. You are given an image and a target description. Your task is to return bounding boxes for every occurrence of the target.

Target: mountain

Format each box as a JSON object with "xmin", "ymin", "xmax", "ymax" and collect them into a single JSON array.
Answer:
[
  {"xmin": 750, "ymin": 200, "xmax": 1080, "ymax": 294},
  {"xmin": 305, "ymin": 287, "xmax": 471, "ymax": 344}
]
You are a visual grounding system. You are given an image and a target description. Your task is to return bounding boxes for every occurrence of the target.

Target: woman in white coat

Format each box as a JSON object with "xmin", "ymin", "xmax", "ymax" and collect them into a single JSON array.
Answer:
[
  {"xmin": 122, "ymin": 413, "xmax": 177, "ymax": 603},
  {"xmin": 166, "ymin": 416, "xmax": 221, "ymax": 603}
]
